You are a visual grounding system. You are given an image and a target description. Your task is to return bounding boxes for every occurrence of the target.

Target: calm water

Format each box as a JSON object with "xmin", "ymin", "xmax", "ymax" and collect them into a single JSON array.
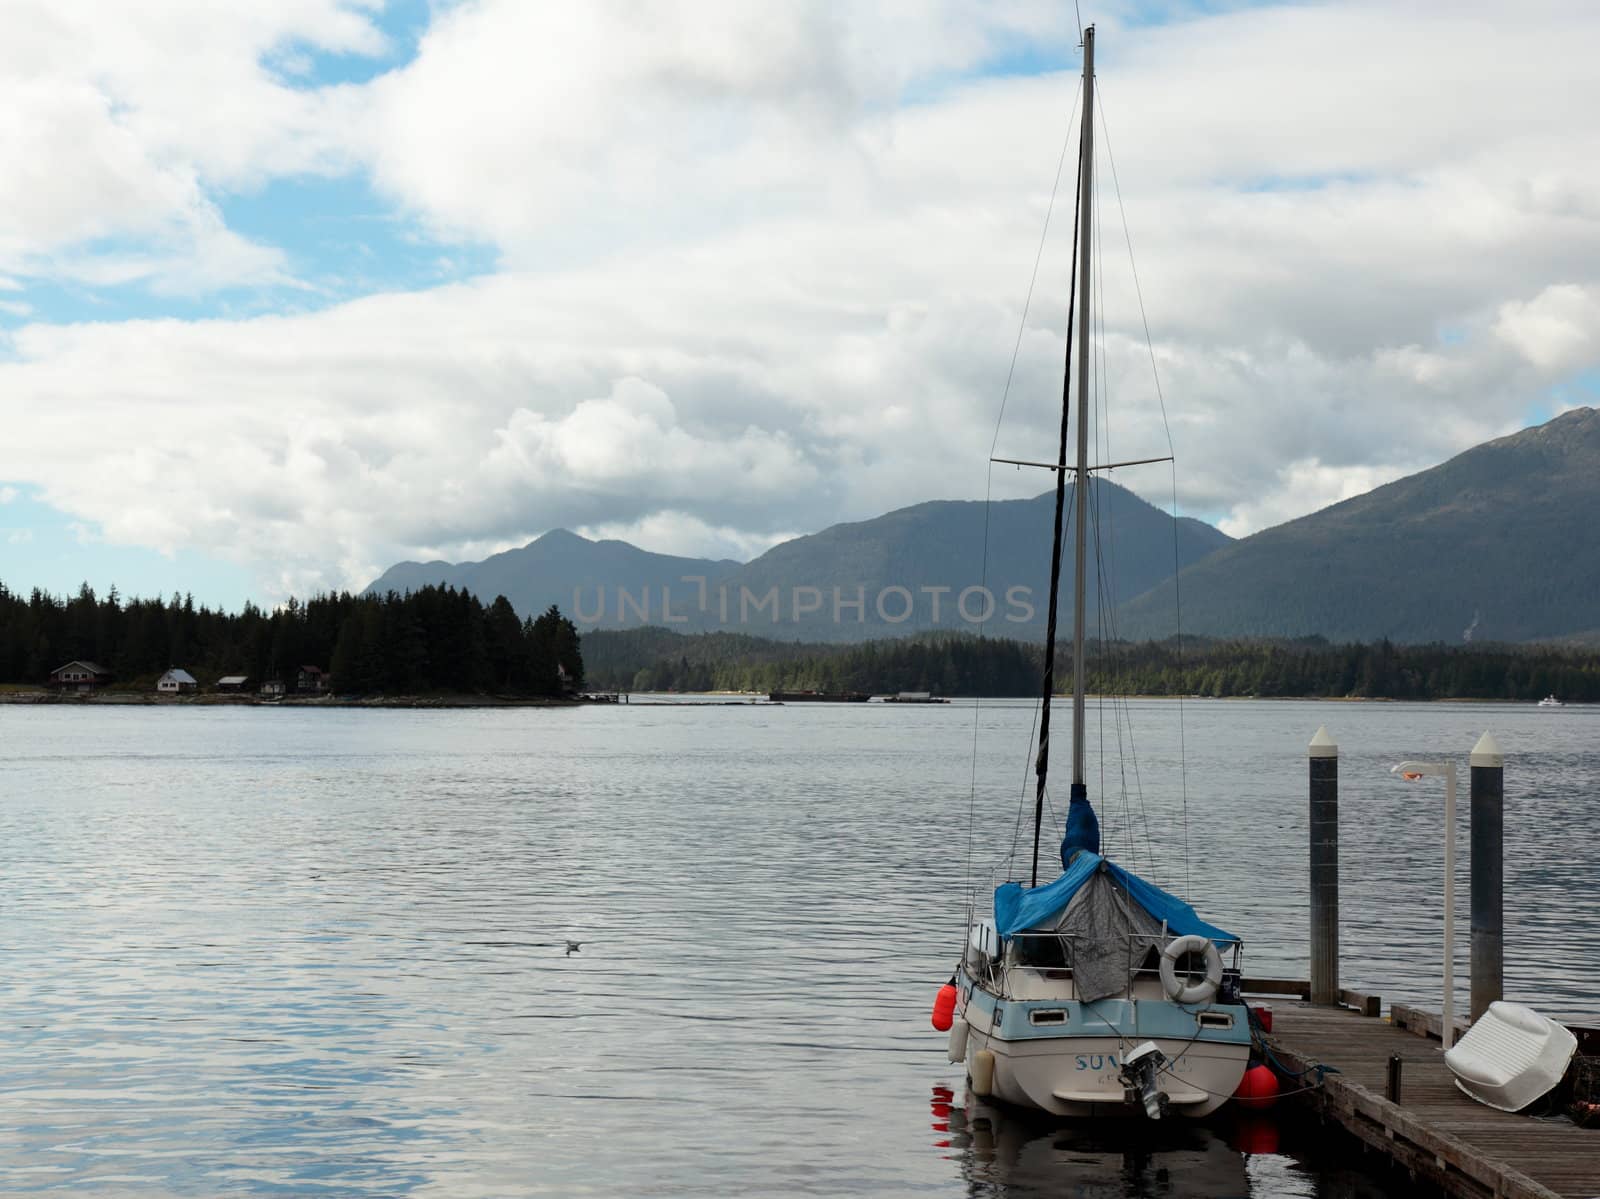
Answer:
[{"xmin": 0, "ymin": 698, "xmax": 1594, "ymax": 1196}]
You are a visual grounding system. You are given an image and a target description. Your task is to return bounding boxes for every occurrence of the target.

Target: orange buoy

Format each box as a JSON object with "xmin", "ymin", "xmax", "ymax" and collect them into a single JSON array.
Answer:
[
  {"xmin": 1234, "ymin": 1063, "xmax": 1280, "ymax": 1110},
  {"xmin": 931, "ymin": 983, "xmax": 958, "ymax": 1031}
]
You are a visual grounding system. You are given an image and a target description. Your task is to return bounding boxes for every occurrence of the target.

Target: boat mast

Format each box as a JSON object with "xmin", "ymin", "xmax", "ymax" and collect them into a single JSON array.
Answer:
[
  {"xmin": 1030, "ymin": 26, "xmax": 1093, "ymax": 887},
  {"xmin": 1071, "ymin": 26, "xmax": 1094, "ymax": 792}
]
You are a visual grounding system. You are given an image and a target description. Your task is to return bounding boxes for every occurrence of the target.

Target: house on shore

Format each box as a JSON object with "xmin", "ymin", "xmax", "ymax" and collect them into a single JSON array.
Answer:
[
  {"xmin": 297, "ymin": 665, "xmax": 327, "ymax": 694},
  {"xmin": 49, "ymin": 661, "xmax": 113, "ymax": 692},
  {"xmin": 157, "ymin": 668, "xmax": 199, "ymax": 694},
  {"xmin": 260, "ymin": 679, "xmax": 287, "ymax": 699},
  {"xmin": 215, "ymin": 675, "xmax": 251, "ymax": 693}
]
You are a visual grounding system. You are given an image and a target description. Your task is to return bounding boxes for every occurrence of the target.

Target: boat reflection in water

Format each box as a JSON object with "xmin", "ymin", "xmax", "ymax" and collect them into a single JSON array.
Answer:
[
  {"xmin": 931, "ymin": 1085, "xmax": 1255, "ymax": 1198},
  {"xmin": 929, "ymin": 1085, "xmax": 1408, "ymax": 1199}
]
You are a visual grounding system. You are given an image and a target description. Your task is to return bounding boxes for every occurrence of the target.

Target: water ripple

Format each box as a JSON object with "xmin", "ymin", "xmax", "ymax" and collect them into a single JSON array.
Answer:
[{"xmin": 0, "ymin": 700, "xmax": 1591, "ymax": 1195}]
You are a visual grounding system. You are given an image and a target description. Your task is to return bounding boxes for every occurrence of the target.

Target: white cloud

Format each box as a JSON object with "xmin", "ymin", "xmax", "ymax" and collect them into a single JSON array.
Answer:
[
  {"xmin": 0, "ymin": 1, "xmax": 383, "ymax": 290},
  {"xmin": 360, "ymin": 0, "xmax": 1070, "ymax": 254},
  {"xmin": 1216, "ymin": 461, "xmax": 1409, "ymax": 541},
  {"xmin": 3, "ymin": 1, "xmax": 1600, "ymax": 599},
  {"xmin": 482, "ymin": 377, "xmax": 816, "ymax": 501},
  {"xmin": 0, "ymin": 486, "xmax": 18, "ymax": 504},
  {"xmin": 577, "ymin": 512, "xmax": 798, "ymax": 564},
  {"xmin": 6, "ymin": 528, "xmax": 33, "ymax": 545},
  {"xmin": 1494, "ymin": 284, "xmax": 1600, "ymax": 374}
]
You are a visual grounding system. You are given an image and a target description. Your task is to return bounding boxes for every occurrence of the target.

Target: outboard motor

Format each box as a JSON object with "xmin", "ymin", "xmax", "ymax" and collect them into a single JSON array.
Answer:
[
  {"xmin": 1219, "ymin": 966, "xmax": 1243, "ymax": 1005},
  {"xmin": 1119, "ymin": 1041, "xmax": 1169, "ymax": 1119}
]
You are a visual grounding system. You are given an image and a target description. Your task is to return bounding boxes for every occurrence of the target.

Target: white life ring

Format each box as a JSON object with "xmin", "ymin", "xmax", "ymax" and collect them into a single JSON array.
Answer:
[{"xmin": 1159, "ymin": 934, "xmax": 1223, "ymax": 1005}]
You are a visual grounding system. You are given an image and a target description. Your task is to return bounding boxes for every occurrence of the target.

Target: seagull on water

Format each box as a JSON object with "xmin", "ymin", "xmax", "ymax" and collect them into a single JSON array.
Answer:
[{"xmin": 565, "ymin": 940, "xmax": 584, "ymax": 956}]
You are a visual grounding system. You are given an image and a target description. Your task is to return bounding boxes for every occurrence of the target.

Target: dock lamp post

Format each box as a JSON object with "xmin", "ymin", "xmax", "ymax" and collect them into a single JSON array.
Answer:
[{"xmin": 1390, "ymin": 759, "xmax": 1457, "ymax": 1049}]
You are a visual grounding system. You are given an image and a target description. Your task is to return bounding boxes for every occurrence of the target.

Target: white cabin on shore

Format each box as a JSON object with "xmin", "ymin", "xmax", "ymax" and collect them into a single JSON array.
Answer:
[{"xmin": 157, "ymin": 668, "xmax": 198, "ymax": 694}]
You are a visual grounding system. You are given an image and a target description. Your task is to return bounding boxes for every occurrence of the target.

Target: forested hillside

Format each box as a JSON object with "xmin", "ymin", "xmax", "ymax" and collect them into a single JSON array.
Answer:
[
  {"xmin": 1119, "ymin": 407, "xmax": 1600, "ymax": 643},
  {"xmin": 585, "ymin": 626, "xmax": 1600, "ymax": 701},
  {"xmin": 0, "ymin": 582, "xmax": 582, "ymax": 696},
  {"xmin": 585, "ymin": 628, "xmax": 1039, "ymax": 695}
]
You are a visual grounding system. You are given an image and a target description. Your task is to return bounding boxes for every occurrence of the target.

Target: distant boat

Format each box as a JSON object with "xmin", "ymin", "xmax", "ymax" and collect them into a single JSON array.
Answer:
[
  {"xmin": 767, "ymin": 690, "xmax": 870, "ymax": 703},
  {"xmin": 1537, "ymin": 695, "xmax": 1563, "ymax": 707},
  {"xmin": 885, "ymin": 691, "xmax": 950, "ymax": 704}
]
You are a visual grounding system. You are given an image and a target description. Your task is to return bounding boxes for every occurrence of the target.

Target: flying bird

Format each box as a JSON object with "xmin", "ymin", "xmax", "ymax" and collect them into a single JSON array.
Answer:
[{"xmin": 565, "ymin": 940, "xmax": 584, "ymax": 956}]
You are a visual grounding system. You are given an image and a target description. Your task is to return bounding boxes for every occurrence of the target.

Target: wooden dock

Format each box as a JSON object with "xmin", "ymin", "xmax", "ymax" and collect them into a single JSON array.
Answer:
[{"xmin": 1256, "ymin": 993, "xmax": 1598, "ymax": 1199}]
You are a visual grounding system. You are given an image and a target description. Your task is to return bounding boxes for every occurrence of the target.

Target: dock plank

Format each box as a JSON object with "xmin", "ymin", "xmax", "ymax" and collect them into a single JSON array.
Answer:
[{"xmin": 1268, "ymin": 1001, "xmax": 1596, "ymax": 1199}]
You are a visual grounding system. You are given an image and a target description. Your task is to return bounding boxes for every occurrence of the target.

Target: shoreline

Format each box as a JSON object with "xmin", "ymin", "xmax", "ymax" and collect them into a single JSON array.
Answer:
[
  {"xmin": 0, "ymin": 690, "xmax": 1570, "ymax": 708},
  {"xmin": 0, "ymin": 691, "xmax": 585, "ymax": 708}
]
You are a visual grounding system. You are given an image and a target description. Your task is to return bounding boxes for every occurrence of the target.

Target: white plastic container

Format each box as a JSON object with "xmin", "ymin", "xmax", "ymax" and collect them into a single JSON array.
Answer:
[{"xmin": 1444, "ymin": 1001, "xmax": 1577, "ymax": 1111}]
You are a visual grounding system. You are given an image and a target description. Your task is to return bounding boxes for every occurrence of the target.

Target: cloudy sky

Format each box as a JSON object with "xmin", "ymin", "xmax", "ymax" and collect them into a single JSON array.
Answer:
[{"xmin": 2, "ymin": 0, "xmax": 1597, "ymax": 608}]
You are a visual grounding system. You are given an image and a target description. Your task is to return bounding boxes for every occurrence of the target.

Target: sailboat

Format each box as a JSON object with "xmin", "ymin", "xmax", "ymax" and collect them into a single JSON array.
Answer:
[{"xmin": 934, "ymin": 25, "xmax": 1253, "ymax": 1119}]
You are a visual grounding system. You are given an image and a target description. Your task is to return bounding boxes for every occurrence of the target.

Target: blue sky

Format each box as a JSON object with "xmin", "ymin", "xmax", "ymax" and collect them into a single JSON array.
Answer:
[
  {"xmin": 220, "ymin": 175, "xmax": 498, "ymax": 306},
  {"xmin": 0, "ymin": 487, "xmax": 258, "ymax": 608},
  {"xmin": 0, "ymin": 2, "xmax": 485, "ymax": 332}
]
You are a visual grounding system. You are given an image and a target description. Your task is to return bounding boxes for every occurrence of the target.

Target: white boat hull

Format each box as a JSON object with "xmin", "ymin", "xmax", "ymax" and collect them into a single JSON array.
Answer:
[
  {"xmin": 967, "ymin": 1023, "xmax": 1248, "ymax": 1117},
  {"xmin": 955, "ymin": 973, "xmax": 1252, "ymax": 1118}
]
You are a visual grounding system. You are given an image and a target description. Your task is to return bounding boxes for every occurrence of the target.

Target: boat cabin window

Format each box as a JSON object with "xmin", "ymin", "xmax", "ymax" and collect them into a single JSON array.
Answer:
[{"xmin": 1011, "ymin": 933, "xmax": 1072, "ymax": 970}]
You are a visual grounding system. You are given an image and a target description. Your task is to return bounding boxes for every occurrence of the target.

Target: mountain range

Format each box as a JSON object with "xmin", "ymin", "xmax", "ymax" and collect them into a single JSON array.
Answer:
[
  {"xmin": 1117, "ymin": 406, "xmax": 1600, "ymax": 644},
  {"xmin": 367, "ymin": 481, "xmax": 1229, "ymax": 642},
  {"xmin": 366, "ymin": 407, "xmax": 1600, "ymax": 645},
  {"xmin": 371, "ymin": 531, "xmax": 740, "ymax": 625}
]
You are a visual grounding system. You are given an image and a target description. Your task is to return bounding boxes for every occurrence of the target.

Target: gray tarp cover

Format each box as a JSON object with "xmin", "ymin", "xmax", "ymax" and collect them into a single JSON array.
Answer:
[{"xmin": 1033, "ymin": 864, "xmax": 1167, "ymax": 1002}]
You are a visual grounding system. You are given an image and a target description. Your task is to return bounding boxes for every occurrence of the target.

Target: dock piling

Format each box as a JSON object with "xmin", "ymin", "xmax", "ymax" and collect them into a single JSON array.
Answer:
[
  {"xmin": 1469, "ymin": 731, "xmax": 1504, "ymax": 1021},
  {"xmin": 1309, "ymin": 726, "xmax": 1339, "ymax": 1005}
]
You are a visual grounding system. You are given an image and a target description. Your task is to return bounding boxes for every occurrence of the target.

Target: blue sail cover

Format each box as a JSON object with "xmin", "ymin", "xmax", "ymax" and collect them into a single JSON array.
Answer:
[
  {"xmin": 993, "ymin": 851, "xmax": 1239, "ymax": 944},
  {"xmin": 1062, "ymin": 789, "xmax": 1100, "ymax": 862}
]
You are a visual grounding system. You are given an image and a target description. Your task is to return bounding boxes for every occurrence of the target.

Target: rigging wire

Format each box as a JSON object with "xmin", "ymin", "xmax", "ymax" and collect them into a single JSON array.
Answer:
[
  {"xmin": 1028, "ymin": 105, "xmax": 1089, "ymax": 890},
  {"xmin": 1010, "ymin": 698, "xmax": 1043, "ymax": 866},
  {"xmin": 1086, "ymin": 166, "xmax": 1113, "ymax": 863},
  {"xmin": 1083, "ymin": 141, "xmax": 1120, "ymax": 867},
  {"xmin": 1089, "ymin": 214, "xmax": 1120, "ymax": 865},
  {"xmin": 973, "ymin": 77, "xmax": 1083, "ymax": 910},
  {"xmin": 1087, "ymin": 135, "xmax": 1160, "ymax": 881},
  {"xmin": 984, "ymin": 80, "xmax": 1083, "ymax": 465},
  {"xmin": 1009, "ymin": 487, "xmax": 1075, "ymax": 872},
  {"xmin": 1094, "ymin": 157, "xmax": 1128, "ymax": 867},
  {"xmin": 1094, "ymin": 196, "xmax": 1152, "ymax": 875},
  {"xmin": 1098, "ymin": 84, "xmax": 1192, "ymax": 897}
]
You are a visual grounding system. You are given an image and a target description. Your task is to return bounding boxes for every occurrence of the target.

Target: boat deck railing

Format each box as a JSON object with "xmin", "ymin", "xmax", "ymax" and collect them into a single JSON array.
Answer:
[{"xmin": 981, "ymin": 931, "xmax": 1245, "ymax": 1002}]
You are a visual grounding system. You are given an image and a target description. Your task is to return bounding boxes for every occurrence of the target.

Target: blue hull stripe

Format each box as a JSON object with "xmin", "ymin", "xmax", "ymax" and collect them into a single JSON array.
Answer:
[{"xmin": 958, "ymin": 970, "xmax": 1251, "ymax": 1046}]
